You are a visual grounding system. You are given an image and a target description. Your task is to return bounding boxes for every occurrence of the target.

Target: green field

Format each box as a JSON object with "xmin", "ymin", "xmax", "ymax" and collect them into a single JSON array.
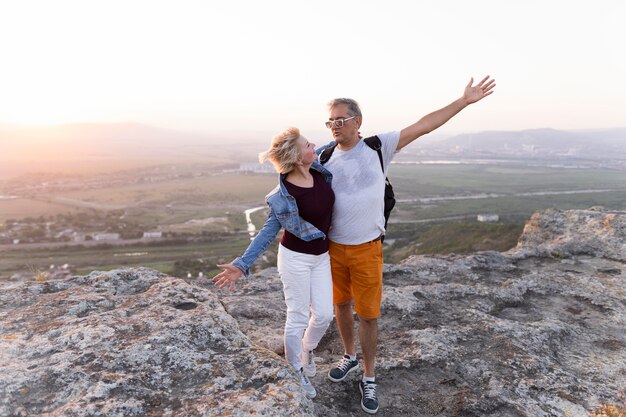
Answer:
[
  {"xmin": 2, "ymin": 163, "xmax": 625, "ymax": 280},
  {"xmin": 0, "ymin": 198, "xmax": 81, "ymax": 223},
  {"xmin": 390, "ymin": 164, "xmax": 626, "ymax": 194},
  {"xmin": 389, "ymin": 164, "xmax": 626, "ymax": 221},
  {"xmin": 0, "ymin": 236, "xmax": 258, "ymax": 279},
  {"xmin": 55, "ymin": 173, "xmax": 277, "ymax": 207}
]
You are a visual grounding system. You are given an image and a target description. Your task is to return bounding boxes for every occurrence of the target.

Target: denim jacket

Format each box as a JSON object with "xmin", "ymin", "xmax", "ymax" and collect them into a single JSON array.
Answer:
[
  {"xmin": 232, "ymin": 161, "xmax": 333, "ymax": 276},
  {"xmin": 316, "ymin": 141, "xmax": 336, "ymax": 156}
]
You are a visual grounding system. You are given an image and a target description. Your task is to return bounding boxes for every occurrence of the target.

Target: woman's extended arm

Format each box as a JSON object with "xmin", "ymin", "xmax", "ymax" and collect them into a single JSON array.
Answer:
[{"xmin": 212, "ymin": 207, "xmax": 282, "ymax": 291}]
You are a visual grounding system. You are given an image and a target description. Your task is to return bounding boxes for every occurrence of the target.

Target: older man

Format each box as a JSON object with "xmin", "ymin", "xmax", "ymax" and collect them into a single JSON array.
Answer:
[{"xmin": 316, "ymin": 76, "xmax": 495, "ymax": 414}]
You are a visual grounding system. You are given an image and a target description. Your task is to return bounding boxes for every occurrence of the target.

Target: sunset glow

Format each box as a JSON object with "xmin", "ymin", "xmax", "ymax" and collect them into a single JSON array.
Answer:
[{"xmin": 1, "ymin": 0, "xmax": 625, "ymax": 133}]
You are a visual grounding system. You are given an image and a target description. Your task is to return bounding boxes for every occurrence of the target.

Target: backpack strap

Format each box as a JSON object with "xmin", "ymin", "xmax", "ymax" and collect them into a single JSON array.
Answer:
[
  {"xmin": 320, "ymin": 136, "xmax": 383, "ymax": 171},
  {"xmin": 364, "ymin": 135, "xmax": 384, "ymax": 173},
  {"xmin": 319, "ymin": 143, "xmax": 337, "ymax": 165}
]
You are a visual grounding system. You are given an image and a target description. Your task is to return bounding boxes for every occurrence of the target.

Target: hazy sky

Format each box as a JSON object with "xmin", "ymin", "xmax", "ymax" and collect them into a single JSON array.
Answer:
[{"xmin": 1, "ymin": 0, "xmax": 624, "ymax": 137}]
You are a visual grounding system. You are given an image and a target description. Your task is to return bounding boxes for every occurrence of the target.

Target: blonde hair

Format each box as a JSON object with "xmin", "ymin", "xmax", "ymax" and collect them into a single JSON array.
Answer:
[{"xmin": 258, "ymin": 127, "xmax": 302, "ymax": 174}]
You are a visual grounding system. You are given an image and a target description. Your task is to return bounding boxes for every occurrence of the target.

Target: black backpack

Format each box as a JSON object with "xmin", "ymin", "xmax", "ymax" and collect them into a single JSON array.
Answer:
[{"xmin": 319, "ymin": 135, "xmax": 396, "ymax": 233}]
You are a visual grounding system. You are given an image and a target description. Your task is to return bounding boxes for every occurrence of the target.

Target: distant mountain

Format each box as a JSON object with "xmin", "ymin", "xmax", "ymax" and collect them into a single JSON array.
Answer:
[
  {"xmin": 0, "ymin": 123, "xmax": 273, "ymax": 178},
  {"xmin": 0, "ymin": 123, "xmax": 212, "ymax": 160},
  {"xmin": 411, "ymin": 127, "xmax": 626, "ymax": 160},
  {"xmin": 1, "ymin": 124, "xmax": 624, "ymax": 178}
]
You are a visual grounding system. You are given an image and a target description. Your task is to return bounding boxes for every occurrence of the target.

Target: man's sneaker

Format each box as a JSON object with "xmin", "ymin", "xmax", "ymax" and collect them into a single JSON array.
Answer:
[
  {"xmin": 302, "ymin": 349, "xmax": 316, "ymax": 377},
  {"xmin": 299, "ymin": 368, "xmax": 316, "ymax": 398},
  {"xmin": 328, "ymin": 355, "xmax": 359, "ymax": 382},
  {"xmin": 359, "ymin": 380, "xmax": 379, "ymax": 414}
]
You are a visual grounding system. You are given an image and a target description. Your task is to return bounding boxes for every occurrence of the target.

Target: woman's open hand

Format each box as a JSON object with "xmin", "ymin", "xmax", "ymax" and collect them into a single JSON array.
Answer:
[{"xmin": 212, "ymin": 263, "xmax": 244, "ymax": 291}]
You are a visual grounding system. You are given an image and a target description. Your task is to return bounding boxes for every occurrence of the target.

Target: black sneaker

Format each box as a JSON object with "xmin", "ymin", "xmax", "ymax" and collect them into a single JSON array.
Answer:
[
  {"xmin": 359, "ymin": 380, "xmax": 379, "ymax": 414},
  {"xmin": 328, "ymin": 355, "xmax": 359, "ymax": 382}
]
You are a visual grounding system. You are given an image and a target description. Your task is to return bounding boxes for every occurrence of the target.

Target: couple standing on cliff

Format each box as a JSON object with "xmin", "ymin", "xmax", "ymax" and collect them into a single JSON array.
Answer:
[{"xmin": 212, "ymin": 76, "xmax": 496, "ymax": 414}]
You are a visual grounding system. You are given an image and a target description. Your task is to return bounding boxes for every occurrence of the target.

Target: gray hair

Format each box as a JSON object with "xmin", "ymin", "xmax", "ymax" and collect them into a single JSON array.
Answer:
[
  {"xmin": 327, "ymin": 98, "xmax": 362, "ymax": 118},
  {"xmin": 258, "ymin": 127, "xmax": 302, "ymax": 174}
]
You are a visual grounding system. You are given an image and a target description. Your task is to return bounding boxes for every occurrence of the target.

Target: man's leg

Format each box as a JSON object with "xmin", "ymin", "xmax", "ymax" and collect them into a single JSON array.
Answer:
[
  {"xmin": 350, "ymin": 239, "xmax": 383, "ymax": 376},
  {"xmin": 358, "ymin": 316, "xmax": 378, "ymax": 377},
  {"xmin": 328, "ymin": 241, "xmax": 359, "ymax": 382},
  {"xmin": 329, "ymin": 241, "xmax": 355, "ymax": 355},
  {"xmin": 350, "ymin": 240, "xmax": 383, "ymax": 414},
  {"xmin": 335, "ymin": 301, "xmax": 355, "ymax": 356}
]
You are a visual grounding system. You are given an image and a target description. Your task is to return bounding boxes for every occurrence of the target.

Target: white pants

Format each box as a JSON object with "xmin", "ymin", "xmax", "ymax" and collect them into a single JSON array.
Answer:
[{"xmin": 277, "ymin": 244, "xmax": 333, "ymax": 371}]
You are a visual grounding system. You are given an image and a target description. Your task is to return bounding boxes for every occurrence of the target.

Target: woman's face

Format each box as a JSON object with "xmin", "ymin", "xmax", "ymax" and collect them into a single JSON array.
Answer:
[{"xmin": 298, "ymin": 135, "xmax": 317, "ymax": 165}]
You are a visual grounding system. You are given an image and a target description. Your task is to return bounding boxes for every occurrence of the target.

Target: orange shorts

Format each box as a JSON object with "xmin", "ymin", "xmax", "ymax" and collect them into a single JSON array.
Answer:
[{"xmin": 329, "ymin": 239, "xmax": 383, "ymax": 319}]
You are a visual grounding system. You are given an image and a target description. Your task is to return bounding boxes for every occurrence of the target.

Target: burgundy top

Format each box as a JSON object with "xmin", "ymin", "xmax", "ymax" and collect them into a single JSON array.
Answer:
[{"xmin": 281, "ymin": 169, "xmax": 334, "ymax": 255}]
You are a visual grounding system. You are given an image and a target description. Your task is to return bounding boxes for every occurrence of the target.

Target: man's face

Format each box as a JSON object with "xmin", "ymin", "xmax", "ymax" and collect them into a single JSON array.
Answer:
[{"xmin": 328, "ymin": 104, "xmax": 360, "ymax": 145}]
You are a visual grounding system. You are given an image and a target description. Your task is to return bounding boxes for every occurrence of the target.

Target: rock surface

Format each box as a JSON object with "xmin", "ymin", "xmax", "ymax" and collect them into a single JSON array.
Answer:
[
  {"xmin": 0, "ymin": 268, "xmax": 314, "ymax": 416},
  {"xmin": 1, "ymin": 208, "xmax": 625, "ymax": 417},
  {"xmin": 515, "ymin": 207, "xmax": 626, "ymax": 262}
]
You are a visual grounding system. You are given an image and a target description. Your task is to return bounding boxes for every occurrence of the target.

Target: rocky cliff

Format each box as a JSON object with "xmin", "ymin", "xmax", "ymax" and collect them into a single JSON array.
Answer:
[{"xmin": 1, "ymin": 208, "xmax": 624, "ymax": 417}]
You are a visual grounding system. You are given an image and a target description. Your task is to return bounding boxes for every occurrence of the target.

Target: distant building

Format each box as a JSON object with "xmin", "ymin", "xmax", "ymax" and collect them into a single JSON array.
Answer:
[
  {"xmin": 477, "ymin": 214, "xmax": 499, "ymax": 223},
  {"xmin": 55, "ymin": 228, "xmax": 81, "ymax": 241},
  {"xmin": 239, "ymin": 163, "xmax": 275, "ymax": 174},
  {"xmin": 72, "ymin": 233, "xmax": 86, "ymax": 242},
  {"xmin": 93, "ymin": 233, "xmax": 120, "ymax": 241},
  {"xmin": 143, "ymin": 231, "xmax": 163, "ymax": 239}
]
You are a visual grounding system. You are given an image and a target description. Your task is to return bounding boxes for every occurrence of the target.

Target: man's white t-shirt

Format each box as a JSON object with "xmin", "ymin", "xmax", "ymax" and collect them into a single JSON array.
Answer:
[{"xmin": 323, "ymin": 131, "xmax": 400, "ymax": 245}]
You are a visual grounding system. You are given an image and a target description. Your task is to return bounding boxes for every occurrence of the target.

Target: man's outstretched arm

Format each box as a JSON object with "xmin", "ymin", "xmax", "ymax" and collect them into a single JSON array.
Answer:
[{"xmin": 397, "ymin": 76, "xmax": 495, "ymax": 151}]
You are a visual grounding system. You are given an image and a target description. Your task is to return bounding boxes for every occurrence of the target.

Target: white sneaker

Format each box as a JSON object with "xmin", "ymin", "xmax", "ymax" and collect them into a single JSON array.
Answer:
[
  {"xmin": 299, "ymin": 368, "xmax": 316, "ymax": 398},
  {"xmin": 302, "ymin": 349, "xmax": 316, "ymax": 377}
]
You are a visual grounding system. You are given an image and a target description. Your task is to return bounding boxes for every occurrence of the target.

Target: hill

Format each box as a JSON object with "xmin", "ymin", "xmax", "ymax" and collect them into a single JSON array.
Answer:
[
  {"xmin": 407, "ymin": 127, "xmax": 626, "ymax": 163},
  {"xmin": 0, "ymin": 123, "xmax": 275, "ymax": 178},
  {"xmin": 1, "ymin": 207, "xmax": 624, "ymax": 416}
]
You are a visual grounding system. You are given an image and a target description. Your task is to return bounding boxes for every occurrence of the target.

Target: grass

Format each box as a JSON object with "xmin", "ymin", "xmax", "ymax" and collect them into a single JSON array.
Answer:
[
  {"xmin": 56, "ymin": 172, "xmax": 277, "ymax": 206},
  {"xmin": 386, "ymin": 221, "xmax": 524, "ymax": 263},
  {"xmin": 389, "ymin": 165, "xmax": 626, "ymax": 196},
  {"xmin": 2, "ymin": 163, "xmax": 626, "ymax": 279},
  {"xmin": 34, "ymin": 270, "xmax": 51, "ymax": 282},
  {"xmin": 588, "ymin": 404, "xmax": 625, "ymax": 417},
  {"xmin": 394, "ymin": 191, "xmax": 626, "ymax": 222},
  {"xmin": 1, "ymin": 236, "xmax": 253, "ymax": 279},
  {"xmin": 0, "ymin": 198, "xmax": 80, "ymax": 223}
]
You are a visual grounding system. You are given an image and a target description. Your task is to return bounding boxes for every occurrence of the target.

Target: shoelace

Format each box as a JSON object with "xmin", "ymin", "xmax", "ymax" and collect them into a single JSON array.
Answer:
[
  {"xmin": 337, "ymin": 357, "xmax": 355, "ymax": 372},
  {"xmin": 301, "ymin": 372, "xmax": 311, "ymax": 385},
  {"xmin": 362, "ymin": 382, "xmax": 377, "ymax": 400}
]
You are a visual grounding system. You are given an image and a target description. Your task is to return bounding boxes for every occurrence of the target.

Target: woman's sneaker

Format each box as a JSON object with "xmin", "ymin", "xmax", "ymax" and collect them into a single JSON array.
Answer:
[
  {"xmin": 359, "ymin": 380, "xmax": 379, "ymax": 414},
  {"xmin": 302, "ymin": 350, "xmax": 316, "ymax": 377},
  {"xmin": 299, "ymin": 368, "xmax": 316, "ymax": 398},
  {"xmin": 328, "ymin": 355, "xmax": 359, "ymax": 382}
]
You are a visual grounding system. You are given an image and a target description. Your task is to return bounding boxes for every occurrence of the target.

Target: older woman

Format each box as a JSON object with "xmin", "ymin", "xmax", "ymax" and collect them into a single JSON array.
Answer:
[{"xmin": 212, "ymin": 127, "xmax": 334, "ymax": 399}]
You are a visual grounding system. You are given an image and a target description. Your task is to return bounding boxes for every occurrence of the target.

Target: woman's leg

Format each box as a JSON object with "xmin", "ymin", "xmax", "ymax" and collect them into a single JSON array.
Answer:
[
  {"xmin": 302, "ymin": 251, "xmax": 333, "ymax": 352},
  {"xmin": 277, "ymin": 244, "xmax": 313, "ymax": 371}
]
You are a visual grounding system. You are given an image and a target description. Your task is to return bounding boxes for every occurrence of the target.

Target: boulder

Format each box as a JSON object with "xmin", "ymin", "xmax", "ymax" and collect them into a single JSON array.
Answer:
[
  {"xmin": 0, "ymin": 268, "xmax": 314, "ymax": 417},
  {"xmin": 1, "ymin": 208, "xmax": 624, "ymax": 416}
]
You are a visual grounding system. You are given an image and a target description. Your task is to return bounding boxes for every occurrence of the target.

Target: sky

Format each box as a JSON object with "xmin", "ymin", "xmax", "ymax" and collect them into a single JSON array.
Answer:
[{"xmin": 1, "ymin": 0, "xmax": 624, "ymax": 138}]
